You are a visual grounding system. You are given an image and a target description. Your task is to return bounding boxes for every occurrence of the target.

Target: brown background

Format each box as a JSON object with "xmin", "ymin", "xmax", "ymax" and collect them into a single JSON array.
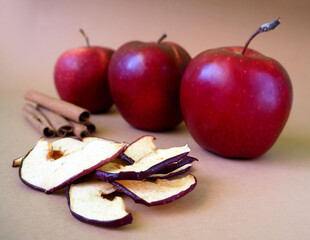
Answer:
[{"xmin": 1, "ymin": 1, "xmax": 310, "ymax": 239}]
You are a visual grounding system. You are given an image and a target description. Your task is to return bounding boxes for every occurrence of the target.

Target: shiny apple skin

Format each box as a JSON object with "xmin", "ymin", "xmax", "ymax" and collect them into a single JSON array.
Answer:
[
  {"xmin": 54, "ymin": 47, "xmax": 114, "ymax": 113},
  {"xmin": 108, "ymin": 41, "xmax": 191, "ymax": 131},
  {"xmin": 180, "ymin": 47, "xmax": 293, "ymax": 159}
]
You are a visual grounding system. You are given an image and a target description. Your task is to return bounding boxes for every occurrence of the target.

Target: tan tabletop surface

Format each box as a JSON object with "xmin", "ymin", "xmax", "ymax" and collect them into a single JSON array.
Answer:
[{"xmin": 1, "ymin": 1, "xmax": 310, "ymax": 239}]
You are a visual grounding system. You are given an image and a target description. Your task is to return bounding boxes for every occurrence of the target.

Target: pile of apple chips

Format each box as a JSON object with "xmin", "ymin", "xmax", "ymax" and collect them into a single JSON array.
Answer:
[{"xmin": 13, "ymin": 136, "xmax": 198, "ymax": 227}]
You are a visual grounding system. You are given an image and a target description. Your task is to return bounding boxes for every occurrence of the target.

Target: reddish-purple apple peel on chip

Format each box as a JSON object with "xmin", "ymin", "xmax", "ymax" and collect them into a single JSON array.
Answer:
[
  {"xmin": 119, "ymin": 135, "xmax": 157, "ymax": 164},
  {"xmin": 93, "ymin": 145, "xmax": 190, "ymax": 181},
  {"xmin": 66, "ymin": 180, "xmax": 132, "ymax": 227},
  {"xmin": 112, "ymin": 174, "xmax": 197, "ymax": 206},
  {"xmin": 19, "ymin": 138, "xmax": 126, "ymax": 193},
  {"xmin": 147, "ymin": 163, "xmax": 193, "ymax": 180}
]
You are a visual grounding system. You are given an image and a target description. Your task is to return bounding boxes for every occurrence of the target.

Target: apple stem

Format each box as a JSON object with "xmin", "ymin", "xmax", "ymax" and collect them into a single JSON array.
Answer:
[
  {"xmin": 79, "ymin": 29, "xmax": 90, "ymax": 47},
  {"xmin": 242, "ymin": 17, "xmax": 281, "ymax": 55},
  {"xmin": 157, "ymin": 33, "xmax": 167, "ymax": 44}
]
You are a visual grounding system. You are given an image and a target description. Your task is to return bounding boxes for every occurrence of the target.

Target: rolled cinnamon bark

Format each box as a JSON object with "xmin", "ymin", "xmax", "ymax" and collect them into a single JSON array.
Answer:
[
  {"xmin": 22, "ymin": 104, "xmax": 56, "ymax": 137},
  {"xmin": 69, "ymin": 120, "xmax": 90, "ymax": 138},
  {"xmin": 84, "ymin": 120, "xmax": 96, "ymax": 133},
  {"xmin": 24, "ymin": 90, "xmax": 90, "ymax": 123},
  {"xmin": 37, "ymin": 106, "xmax": 73, "ymax": 137}
]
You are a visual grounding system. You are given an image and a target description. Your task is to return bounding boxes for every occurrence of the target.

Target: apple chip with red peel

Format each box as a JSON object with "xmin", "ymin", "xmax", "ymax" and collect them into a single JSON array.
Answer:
[
  {"xmin": 119, "ymin": 135, "xmax": 157, "ymax": 164},
  {"xmin": 112, "ymin": 174, "xmax": 197, "ymax": 206},
  {"xmin": 158, "ymin": 156, "xmax": 198, "ymax": 174},
  {"xmin": 15, "ymin": 135, "xmax": 198, "ymax": 228},
  {"xmin": 92, "ymin": 145, "xmax": 190, "ymax": 181},
  {"xmin": 13, "ymin": 138, "xmax": 88, "ymax": 168},
  {"xmin": 147, "ymin": 163, "xmax": 192, "ymax": 180},
  {"xmin": 12, "ymin": 155, "xmax": 24, "ymax": 167},
  {"xmin": 19, "ymin": 138, "xmax": 126, "ymax": 193},
  {"xmin": 66, "ymin": 180, "xmax": 132, "ymax": 227},
  {"xmin": 83, "ymin": 136, "xmax": 135, "ymax": 164}
]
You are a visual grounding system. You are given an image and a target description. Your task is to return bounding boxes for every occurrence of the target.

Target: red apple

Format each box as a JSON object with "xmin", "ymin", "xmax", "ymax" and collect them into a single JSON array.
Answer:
[
  {"xmin": 54, "ymin": 29, "xmax": 114, "ymax": 113},
  {"xmin": 180, "ymin": 18, "xmax": 293, "ymax": 159},
  {"xmin": 108, "ymin": 34, "xmax": 191, "ymax": 131}
]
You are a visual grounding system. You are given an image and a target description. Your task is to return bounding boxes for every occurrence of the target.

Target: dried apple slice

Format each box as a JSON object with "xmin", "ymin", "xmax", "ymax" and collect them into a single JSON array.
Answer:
[
  {"xmin": 147, "ymin": 163, "xmax": 192, "ymax": 180},
  {"xmin": 82, "ymin": 136, "xmax": 115, "ymax": 144},
  {"xmin": 112, "ymin": 174, "xmax": 197, "ymax": 206},
  {"xmin": 13, "ymin": 138, "xmax": 87, "ymax": 168},
  {"xmin": 92, "ymin": 145, "xmax": 190, "ymax": 181},
  {"xmin": 119, "ymin": 135, "xmax": 157, "ymax": 164},
  {"xmin": 158, "ymin": 156, "xmax": 198, "ymax": 174},
  {"xmin": 85, "ymin": 135, "xmax": 157, "ymax": 165},
  {"xmin": 66, "ymin": 180, "xmax": 132, "ymax": 227},
  {"xmin": 19, "ymin": 138, "xmax": 126, "ymax": 193},
  {"xmin": 83, "ymin": 137, "xmax": 135, "ymax": 164},
  {"xmin": 52, "ymin": 137, "xmax": 86, "ymax": 152},
  {"xmin": 12, "ymin": 156, "xmax": 24, "ymax": 167}
]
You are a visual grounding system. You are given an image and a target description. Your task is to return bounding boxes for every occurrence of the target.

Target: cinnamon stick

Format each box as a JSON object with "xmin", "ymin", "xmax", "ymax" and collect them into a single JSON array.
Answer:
[
  {"xmin": 24, "ymin": 90, "xmax": 90, "ymax": 123},
  {"xmin": 37, "ymin": 106, "xmax": 73, "ymax": 137},
  {"xmin": 69, "ymin": 120, "xmax": 90, "ymax": 138},
  {"xmin": 22, "ymin": 104, "xmax": 56, "ymax": 137},
  {"xmin": 84, "ymin": 120, "xmax": 96, "ymax": 133}
]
